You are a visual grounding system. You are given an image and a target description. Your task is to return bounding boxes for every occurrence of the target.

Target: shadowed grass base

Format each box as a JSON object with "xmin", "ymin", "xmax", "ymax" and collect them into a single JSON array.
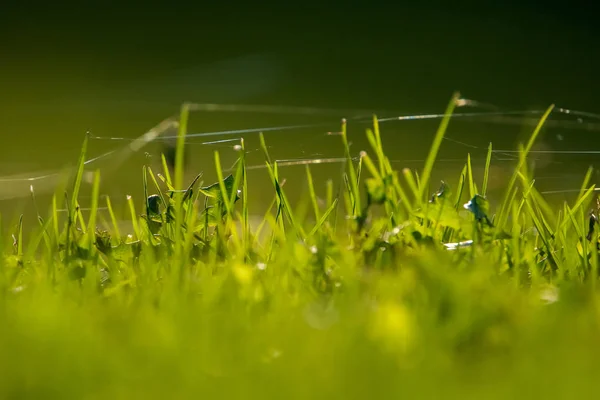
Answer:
[{"xmin": 2, "ymin": 95, "xmax": 600, "ymax": 399}]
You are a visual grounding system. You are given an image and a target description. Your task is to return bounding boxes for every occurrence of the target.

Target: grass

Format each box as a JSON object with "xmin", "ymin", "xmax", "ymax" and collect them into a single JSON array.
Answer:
[{"xmin": 2, "ymin": 93, "xmax": 600, "ymax": 399}]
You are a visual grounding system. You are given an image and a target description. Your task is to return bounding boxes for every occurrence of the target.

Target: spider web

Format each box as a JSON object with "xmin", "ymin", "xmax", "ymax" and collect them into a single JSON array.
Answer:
[{"xmin": 1, "ymin": 99, "xmax": 599, "ymax": 229}]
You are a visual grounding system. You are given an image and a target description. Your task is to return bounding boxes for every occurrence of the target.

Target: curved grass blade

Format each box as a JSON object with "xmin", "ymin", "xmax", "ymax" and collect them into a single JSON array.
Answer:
[
  {"xmin": 418, "ymin": 92, "xmax": 461, "ymax": 203},
  {"xmin": 481, "ymin": 143, "xmax": 493, "ymax": 197},
  {"xmin": 496, "ymin": 104, "xmax": 555, "ymax": 230},
  {"xmin": 308, "ymin": 198, "xmax": 339, "ymax": 238}
]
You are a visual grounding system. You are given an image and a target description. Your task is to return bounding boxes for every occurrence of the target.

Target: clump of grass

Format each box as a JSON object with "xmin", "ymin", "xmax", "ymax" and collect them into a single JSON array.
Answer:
[{"xmin": 2, "ymin": 95, "xmax": 600, "ymax": 399}]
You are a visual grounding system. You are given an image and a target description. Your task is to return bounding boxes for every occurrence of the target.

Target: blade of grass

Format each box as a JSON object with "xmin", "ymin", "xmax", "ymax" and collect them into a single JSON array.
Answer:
[
  {"xmin": 305, "ymin": 165, "xmax": 321, "ymax": 222},
  {"xmin": 127, "ymin": 195, "xmax": 141, "ymax": 240},
  {"xmin": 372, "ymin": 116, "xmax": 385, "ymax": 174},
  {"xmin": 418, "ymin": 92, "xmax": 461, "ymax": 204},
  {"xmin": 578, "ymin": 166, "xmax": 594, "ymax": 201},
  {"xmin": 340, "ymin": 118, "xmax": 361, "ymax": 217},
  {"xmin": 454, "ymin": 165, "xmax": 467, "ymax": 211},
  {"xmin": 161, "ymin": 153, "xmax": 173, "ymax": 187},
  {"xmin": 264, "ymin": 161, "xmax": 306, "ymax": 240},
  {"xmin": 66, "ymin": 135, "xmax": 89, "ymax": 259},
  {"xmin": 481, "ymin": 143, "xmax": 493, "ymax": 197},
  {"xmin": 403, "ymin": 168, "xmax": 420, "ymax": 201},
  {"xmin": 496, "ymin": 104, "xmax": 555, "ymax": 229},
  {"xmin": 240, "ymin": 138, "xmax": 250, "ymax": 256},
  {"xmin": 16, "ymin": 214, "xmax": 23, "ymax": 260},
  {"xmin": 105, "ymin": 196, "xmax": 122, "ymax": 243},
  {"xmin": 466, "ymin": 153, "xmax": 476, "ymax": 198},
  {"xmin": 85, "ymin": 170, "xmax": 101, "ymax": 249},
  {"xmin": 308, "ymin": 198, "xmax": 339, "ymax": 237},
  {"xmin": 525, "ymin": 198, "xmax": 562, "ymax": 273},
  {"xmin": 173, "ymin": 103, "xmax": 190, "ymax": 272}
]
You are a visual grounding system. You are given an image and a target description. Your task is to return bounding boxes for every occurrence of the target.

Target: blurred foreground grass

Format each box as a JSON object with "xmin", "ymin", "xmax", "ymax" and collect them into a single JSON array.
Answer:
[{"xmin": 2, "ymin": 94, "xmax": 600, "ymax": 399}]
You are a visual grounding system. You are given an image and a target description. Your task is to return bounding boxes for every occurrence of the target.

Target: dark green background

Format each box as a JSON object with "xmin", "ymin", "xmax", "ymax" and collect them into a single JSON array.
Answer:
[{"xmin": 1, "ymin": 2, "xmax": 598, "ymax": 223}]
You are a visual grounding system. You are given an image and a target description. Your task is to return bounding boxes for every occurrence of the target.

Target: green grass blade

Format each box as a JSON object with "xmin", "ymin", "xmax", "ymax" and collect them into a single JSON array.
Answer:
[
  {"xmin": 264, "ymin": 161, "xmax": 306, "ymax": 240},
  {"xmin": 481, "ymin": 143, "xmax": 493, "ymax": 197},
  {"xmin": 70, "ymin": 135, "xmax": 89, "ymax": 225},
  {"xmin": 51, "ymin": 193, "xmax": 60, "ymax": 243},
  {"xmin": 160, "ymin": 153, "xmax": 173, "ymax": 187},
  {"xmin": 127, "ymin": 195, "xmax": 141, "ymax": 240},
  {"xmin": 86, "ymin": 170, "xmax": 101, "ymax": 249},
  {"xmin": 496, "ymin": 104, "xmax": 555, "ymax": 229},
  {"xmin": 454, "ymin": 165, "xmax": 467, "ymax": 211},
  {"xmin": 240, "ymin": 139, "xmax": 250, "ymax": 255},
  {"xmin": 466, "ymin": 153, "xmax": 476, "ymax": 198},
  {"xmin": 305, "ymin": 165, "xmax": 321, "ymax": 222},
  {"xmin": 403, "ymin": 168, "xmax": 420, "ymax": 201},
  {"xmin": 105, "ymin": 196, "xmax": 122, "ymax": 242},
  {"xmin": 340, "ymin": 118, "xmax": 361, "ymax": 217},
  {"xmin": 308, "ymin": 198, "xmax": 339, "ymax": 237},
  {"xmin": 418, "ymin": 92, "xmax": 460, "ymax": 203},
  {"xmin": 16, "ymin": 214, "xmax": 23, "ymax": 259},
  {"xmin": 173, "ymin": 103, "xmax": 190, "ymax": 269}
]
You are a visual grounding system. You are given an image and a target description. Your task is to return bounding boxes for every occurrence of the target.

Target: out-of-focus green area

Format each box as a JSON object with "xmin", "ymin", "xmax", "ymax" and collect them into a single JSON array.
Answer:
[
  {"xmin": 1, "ymin": 6, "xmax": 600, "ymax": 398},
  {"xmin": 2, "ymin": 101, "xmax": 600, "ymax": 398},
  {"xmin": 2, "ymin": 6, "xmax": 599, "ymax": 219}
]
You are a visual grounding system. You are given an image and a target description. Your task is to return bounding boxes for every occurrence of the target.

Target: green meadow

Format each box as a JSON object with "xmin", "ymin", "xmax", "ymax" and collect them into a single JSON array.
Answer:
[{"xmin": 2, "ymin": 93, "xmax": 600, "ymax": 399}]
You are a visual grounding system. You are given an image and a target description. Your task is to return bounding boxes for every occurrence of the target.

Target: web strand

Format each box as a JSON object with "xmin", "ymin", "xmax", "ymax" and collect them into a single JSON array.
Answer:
[{"xmin": 2, "ymin": 100, "xmax": 600, "ymax": 200}]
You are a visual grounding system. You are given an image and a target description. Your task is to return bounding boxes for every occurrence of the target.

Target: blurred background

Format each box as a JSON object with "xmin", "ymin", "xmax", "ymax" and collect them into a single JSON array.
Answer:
[{"xmin": 0, "ymin": 1, "xmax": 598, "ymax": 227}]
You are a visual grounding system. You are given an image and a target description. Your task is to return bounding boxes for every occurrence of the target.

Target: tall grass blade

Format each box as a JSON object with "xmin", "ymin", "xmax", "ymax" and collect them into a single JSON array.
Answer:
[
  {"xmin": 340, "ymin": 119, "xmax": 361, "ymax": 218},
  {"xmin": 482, "ymin": 143, "xmax": 493, "ymax": 197},
  {"xmin": 496, "ymin": 104, "xmax": 555, "ymax": 229},
  {"xmin": 105, "ymin": 196, "xmax": 122, "ymax": 243},
  {"xmin": 418, "ymin": 92, "xmax": 460, "ymax": 203},
  {"xmin": 85, "ymin": 170, "xmax": 101, "ymax": 249},
  {"xmin": 466, "ymin": 153, "xmax": 476, "ymax": 198},
  {"xmin": 308, "ymin": 198, "xmax": 339, "ymax": 237},
  {"xmin": 127, "ymin": 195, "xmax": 141, "ymax": 240}
]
